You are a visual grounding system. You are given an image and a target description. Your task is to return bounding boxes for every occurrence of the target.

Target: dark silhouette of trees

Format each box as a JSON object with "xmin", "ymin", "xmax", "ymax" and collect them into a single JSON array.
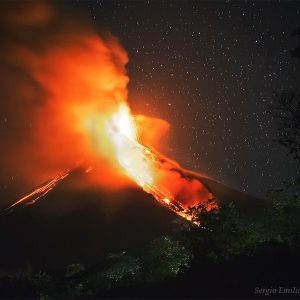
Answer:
[
  {"xmin": 291, "ymin": 27, "xmax": 300, "ymax": 58},
  {"xmin": 271, "ymin": 91, "xmax": 300, "ymax": 159},
  {"xmin": 271, "ymin": 28, "xmax": 300, "ymax": 159}
]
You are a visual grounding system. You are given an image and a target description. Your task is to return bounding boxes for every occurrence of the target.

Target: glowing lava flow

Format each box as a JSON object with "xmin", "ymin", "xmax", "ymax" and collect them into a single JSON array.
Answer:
[
  {"xmin": 105, "ymin": 104, "xmax": 153, "ymax": 190},
  {"xmin": 105, "ymin": 103, "xmax": 197, "ymax": 222},
  {"xmin": 2, "ymin": 170, "xmax": 71, "ymax": 214}
]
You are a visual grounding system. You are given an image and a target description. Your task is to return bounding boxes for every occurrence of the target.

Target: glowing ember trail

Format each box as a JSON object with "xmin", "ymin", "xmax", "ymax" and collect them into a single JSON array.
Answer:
[{"xmin": 2, "ymin": 170, "xmax": 71, "ymax": 214}]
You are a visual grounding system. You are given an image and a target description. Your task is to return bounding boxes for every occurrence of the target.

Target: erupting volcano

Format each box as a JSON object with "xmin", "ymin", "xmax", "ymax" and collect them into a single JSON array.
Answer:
[
  {"xmin": 1, "ymin": 1, "xmax": 265, "ymax": 225},
  {"xmin": 0, "ymin": 1, "xmax": 219, "ymax": 222},
  {"xmin": 1, "ymin": 2, "xmax": 299, "ymax": 299},
  {"xmin": 5, "ymin": 93, "xmax": 216, "ymax": 222},
  {"xmin": 1, "ymin": 0, "xmax": 264, "ymax": 223}
]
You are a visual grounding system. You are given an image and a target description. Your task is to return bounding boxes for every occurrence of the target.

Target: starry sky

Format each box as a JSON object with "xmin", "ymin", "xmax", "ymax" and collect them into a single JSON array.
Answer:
[
  {"xmin": 79, "ymin": 0, "xmax": 300, "ymax": 196},
  {"xmin": 0, "ymin": 0, "xmax": 299, "ymax": 201}
]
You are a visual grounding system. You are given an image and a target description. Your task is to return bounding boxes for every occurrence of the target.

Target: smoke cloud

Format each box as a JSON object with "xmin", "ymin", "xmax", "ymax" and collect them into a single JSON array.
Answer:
[{"xmin": 0, "ymin": 1, "xmax": 137, "ymax": 197}]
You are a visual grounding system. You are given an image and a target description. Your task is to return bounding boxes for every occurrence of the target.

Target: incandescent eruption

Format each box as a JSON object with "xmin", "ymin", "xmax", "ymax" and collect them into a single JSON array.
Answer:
[{"xmin": 1, "ymin": 1, "xmax": 216, "ymax": 222}]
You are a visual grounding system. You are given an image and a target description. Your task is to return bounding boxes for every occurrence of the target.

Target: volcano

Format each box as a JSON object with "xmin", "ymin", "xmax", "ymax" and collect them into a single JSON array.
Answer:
[
  {"xmin": 0, "ymin": 0, "xmax": 269, "ymax": 279},
  {"xmin": 0, "ymin": 166, "xmax": 267, "ymax": 276},
  {"xmin": 0, "ymin": 167, "xmax": 177, "ymax": 275}
]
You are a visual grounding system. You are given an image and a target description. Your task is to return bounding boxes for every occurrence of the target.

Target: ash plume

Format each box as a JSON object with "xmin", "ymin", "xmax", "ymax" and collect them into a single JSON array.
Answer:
[{"xmin": 0, "ymin": 1, "xmax": 135, "ymax": 197}]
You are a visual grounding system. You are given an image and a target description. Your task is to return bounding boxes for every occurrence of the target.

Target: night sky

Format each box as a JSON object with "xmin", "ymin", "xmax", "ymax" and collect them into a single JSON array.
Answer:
[{"xmin": 79, "ymin": 0, "xmax": 300, "ymax": 196}]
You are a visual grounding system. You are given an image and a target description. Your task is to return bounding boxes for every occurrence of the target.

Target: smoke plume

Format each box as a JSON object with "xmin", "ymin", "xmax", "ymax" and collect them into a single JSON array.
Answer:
[{"xmin": 0, "ymin": 1, "xmax": 140, "ymax": 195}]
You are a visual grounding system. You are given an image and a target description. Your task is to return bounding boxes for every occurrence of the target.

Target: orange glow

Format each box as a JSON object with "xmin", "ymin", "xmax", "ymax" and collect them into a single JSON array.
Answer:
[
  {"xmin": 5, "ymin": 170, "xmax": 70, "ymax": 211},
  {"xmin": 105, "ymin": 104, "xmax": 154, "ymax": 189},
  {"xmin": 3, "ymin": 2, "xmax": 217, "ymax": 222},
  {"xmin": 163, "ymin": 198, "xmax": 171, "ymax": 205},
  {"xmin": 89, "ymin": 99, "xmax": 216, "ymax": 221}
]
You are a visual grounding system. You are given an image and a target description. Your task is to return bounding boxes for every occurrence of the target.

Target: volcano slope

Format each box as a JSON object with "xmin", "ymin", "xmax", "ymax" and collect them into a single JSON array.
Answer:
[
  {"xmin": 0, "ymin": 169, "xmax": 179, "ymax": 275},
  {"xmin": 169, "ymin": 166, "xmax": 268, "ymax": 214},
  {"xmin": 0, "ymin": 167, "xmax": 268, "ymax": 276}
]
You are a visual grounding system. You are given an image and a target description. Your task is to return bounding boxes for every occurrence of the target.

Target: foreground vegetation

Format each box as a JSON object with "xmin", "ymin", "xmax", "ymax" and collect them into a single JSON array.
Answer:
[{"xmin": 1, "ymin": 177, "xmax": 299, "ymax": 299}]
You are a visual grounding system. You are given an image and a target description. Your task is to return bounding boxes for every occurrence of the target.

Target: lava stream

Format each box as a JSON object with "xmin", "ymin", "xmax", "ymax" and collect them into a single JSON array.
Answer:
[
  {"xmin": 103, "ymin": 102, "xmax": 215, "ymax": 222},
  {"xmin": 3, "ymin": 170, "xmax": 71, "ymax": 214}
]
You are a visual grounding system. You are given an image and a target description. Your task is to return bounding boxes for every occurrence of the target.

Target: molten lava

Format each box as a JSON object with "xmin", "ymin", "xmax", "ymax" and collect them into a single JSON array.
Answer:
[
  {"xmin": 106, "ymin": 104, "xmax": 153, "ymax": 190},
  {"xmin": 2, "ymin": 170, "xmax": 71, "ymax": 215},
  {"xmin": 102, "ymin": 102, "xmax": 215, "ymax": 221}
]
